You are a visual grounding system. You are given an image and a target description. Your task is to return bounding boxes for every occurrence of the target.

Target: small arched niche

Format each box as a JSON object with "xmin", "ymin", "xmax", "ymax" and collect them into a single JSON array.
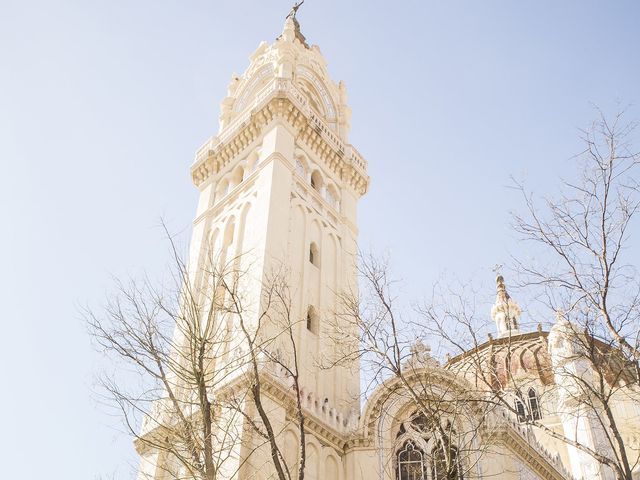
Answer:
[
  {"xmin": 309, "ymin": 242, "xmax": 320, "ymax": 267},
  {"xmin": 295, "ymin": 156, "xmax": 308, "ymax": 178},
  {"xmin": 306, "ymin": 306, "xmax": 319, "ymax": 335},
  {"xmin": 310, "ymin": 170, "xmax": 323, "ymax": 193},
  {"xmin": 246, "ymin": 149, "xmax": 260, "ymax": 172},
  {"xmin": 223, "ymin": 217, "xmax": 236, "ymax": 248},
  {"xmin": 230, "ymin": 165, "xmax": 245, "ymax": 189},
  {"xmin": 216, "ymin": 178, "xmax": 230, "ymax": 200},
  {"xmin": 325, "ymin": 183, "xmax": 340, "ymax": 210}
]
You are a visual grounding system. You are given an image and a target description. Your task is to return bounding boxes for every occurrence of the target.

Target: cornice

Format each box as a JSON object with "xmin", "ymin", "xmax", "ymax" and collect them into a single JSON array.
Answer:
[
  {"xmin": 488, "ymin": 426, "xmax": 572, "ymax": 480},
  {"xmin": 191, "ymin": 79, "xmax": 369, "ymax": 197},
  {"xmin": 257, "ymin": 374, "xmax": 353, "ymax": 451}
]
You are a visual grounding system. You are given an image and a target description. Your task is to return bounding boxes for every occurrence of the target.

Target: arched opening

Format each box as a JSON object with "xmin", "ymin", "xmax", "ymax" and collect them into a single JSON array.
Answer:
[
  {"xmin": 294, "ymin": 154, "xmax": 308, "ymax": 178},
  {"xmin": 230, "ymin": 165, "xmax": 245, "ymax": 189},
  {"xmin": 246, "ymin": 150, "xmax": 260, "ymax": 172},
  {"xmin": 325, "ymin": 455, "xmax": 339, "ymax": 480},
  {"xmin": 325, "ymin": 183, "xmax": 340, "ymax": 209},
  {"xmin": 216, "ymin": 178, "xmax": 230, "ymax": 200},
  {"xmin": 431, "ymin": 443, "xmax": 461, "ymax": 480},
  {"xmin": 298, "ymin": 79, "xmax": 326, "ymax": 117},
  {"xmin": 515, "ymin": 398, "xmax": 527, "ymax": 422},
  {"xmin": 306, "ymin": 306, "xmax": 318, "ymax": 334},
  {"xmin": 223, "ymin": 218, "xmax": 235, "ymax": 247},
  {"xmin": 309, "ymin": 242, "xmax": 320, "ymax": 267},
  {"xmin": 397, "ymin": 441, "xmax": 425, "ymax": 480},
  {"xmin": 310, "ymin": 170, "xmax": 323, "ymax": 193},
  {"xmin": 528, "ymin": 388, "xmax": 541, "ymax": 420},
  {"xmin": 395, "ymin": 414, "xmax": 464, "ymax": 480}
]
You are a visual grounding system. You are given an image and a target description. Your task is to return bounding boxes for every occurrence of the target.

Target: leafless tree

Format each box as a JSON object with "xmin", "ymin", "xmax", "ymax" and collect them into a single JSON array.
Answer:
[
  {"xmin": 420, "ymin": 279, "xmax": 640, "ymax": 480},
  {"xmin": 420, "ymin": 111, "xmax": 640, "ymax": 480},
  {"xmin": 330, "ymin": 254, "xmax": 499, "ymax": 480},
  {"xmin": 86, "ymin": 229, "xmax": 308, "ymax": 480},
  {"xmin": 328, "ymin": 111, "xmax": 640, "ymax": 480},
  {"xmin": 509, "ymin": 110, "xmax": 640, "ymax": 480}
]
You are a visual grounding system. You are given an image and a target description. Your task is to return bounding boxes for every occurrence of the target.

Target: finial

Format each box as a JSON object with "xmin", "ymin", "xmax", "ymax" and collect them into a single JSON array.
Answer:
[
  {"xmin": 491, "ymin": 273, "xmax": 521, "ymax": 338},
  {"xmin": 496, "ymin": 274, "xmax": 510, "ymax": 302}
]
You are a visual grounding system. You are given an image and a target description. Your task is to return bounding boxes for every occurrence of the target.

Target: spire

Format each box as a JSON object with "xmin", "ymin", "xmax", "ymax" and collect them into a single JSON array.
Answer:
[
  {"xmin": 280, "ymin": 1, "xmax": 309, "ymax": 48},
  {"xmin": 491, "ymin": 275, "xmax": 521, "ymax": 338}
]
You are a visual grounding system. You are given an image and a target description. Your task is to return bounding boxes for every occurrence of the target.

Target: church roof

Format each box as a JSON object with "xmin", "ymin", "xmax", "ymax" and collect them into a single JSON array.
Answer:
[{"xmin": 446, "ymin": 328, "xmax": 637, "ymax": 390}]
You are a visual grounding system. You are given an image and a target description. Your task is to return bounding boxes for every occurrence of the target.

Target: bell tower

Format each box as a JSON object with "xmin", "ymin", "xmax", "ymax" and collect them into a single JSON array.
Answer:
[
  {"xmin": 136, "ymin": 11, "xmax": 369, "ymax": 480},
  {"xmin": 188, "ymin": 13, "xmax": 369, "ymax": 414}
]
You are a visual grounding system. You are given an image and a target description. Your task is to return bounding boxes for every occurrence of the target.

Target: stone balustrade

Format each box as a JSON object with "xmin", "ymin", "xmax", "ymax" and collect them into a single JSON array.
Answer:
[{"xmin": 192, "ymin": 77, "xmax": 368, "ymax": 182}]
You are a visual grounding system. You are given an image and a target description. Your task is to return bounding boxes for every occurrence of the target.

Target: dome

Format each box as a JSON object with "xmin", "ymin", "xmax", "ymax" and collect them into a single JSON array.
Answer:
[{"xmin": 447, "ymin": 329, "xmax": 636, "ymax": 391}]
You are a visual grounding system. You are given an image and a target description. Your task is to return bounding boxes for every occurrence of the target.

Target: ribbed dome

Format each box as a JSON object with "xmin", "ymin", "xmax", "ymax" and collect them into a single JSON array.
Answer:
[
  {"xmin": 448, "ymin": 331, "xmax": 553, "ymax": 390},
  {"xmin": 447, "ymin": 329, "xmax": 636, "ymax": 391}
]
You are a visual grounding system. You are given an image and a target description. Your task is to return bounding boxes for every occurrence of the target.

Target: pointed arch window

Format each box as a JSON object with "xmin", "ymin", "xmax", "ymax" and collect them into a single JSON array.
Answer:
[
  {"xmin": 397, "ymin": 441, "xmax": 425, "ymax": 480},
  {"xmin": 306, "ymin": 306, "xmax": 318, "ymax": 335},
  {"xmin": 528, "ymin": 388, "xmax": 542, "ymax": 421},
  {"xmin": 515, "ymin": 398, "xmax": 527, "ymax": 422},
  {"xmin": 431, "ymin": 443, "xmax": 461, "ymax": 480},
  {"xmin": 395, "ymin": 414, "xmax": 464, "ymax": 480}
]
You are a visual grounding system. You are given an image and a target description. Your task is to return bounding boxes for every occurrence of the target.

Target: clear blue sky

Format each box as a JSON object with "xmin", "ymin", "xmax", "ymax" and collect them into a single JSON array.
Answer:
[{"xmin": 1, "ymin": 1, "xmax": 639, "ymax": 478}]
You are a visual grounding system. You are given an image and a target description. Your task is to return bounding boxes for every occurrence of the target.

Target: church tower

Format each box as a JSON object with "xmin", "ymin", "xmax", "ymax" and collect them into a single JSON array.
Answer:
[
  {"xmin": 135, "ymin": 10, "xmax": 370, "ymax": 480},
  {"xmin": 188, "ymin": 10, "xmax": 368, "ymax": 411}
]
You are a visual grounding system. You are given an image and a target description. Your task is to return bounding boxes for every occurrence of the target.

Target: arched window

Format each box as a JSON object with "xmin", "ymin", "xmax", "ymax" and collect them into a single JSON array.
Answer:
[
  {"xmin": 431, "ymin": 443, "xmax": 461, "ymax": 480},
  {"xmin": 216, "ymin": 178, "xmax": 230, "ymax": 199},
  {"xmin": 247, "ymin": 150, "xmax": 260, "ymax": 172},
  {"xmin": 325, "ymin": 183, "xmax": 340, "ymax": 209},
  {"xmin": 528, "ymin": 388, "xmax": 541, "ymax": 420},
  {"xmin": 231, "ymin": 165, "xmax": 244, "ymax": 188},
  {"xmin": 306, "ymin": 306, "xmax": 318, "ymax": 334},
  {"xmin": 397, "ymin": 441, "xmax": 425, "ymax": 480},
  {"xmin": 395, "ymin": 414, "xmax": 464, "ymax": 480},
  {"xmin": 309, "ymin": 242, "xmax": 319, "ymax": 267},
  {"xmin": 505, "ymin": 355, "xmax": 511, "ymax": 378},
  {"xmin": 310, "ymin": 170, "xmax": 323, "ymax": 192},
  {"xmin": 515, "ymin": 398, "xmax": 526, "ymax": 422}
]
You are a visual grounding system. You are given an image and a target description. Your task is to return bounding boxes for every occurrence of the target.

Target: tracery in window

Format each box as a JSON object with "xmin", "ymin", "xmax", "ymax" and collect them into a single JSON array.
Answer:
[
  {"xmin": 395, "ymin": 414, "xmax": 464, "ymax": 480},
  {"xmin": 397, "ymin": 441, "xmax": 425, "ymax": 480},
  {"xmin": 431, "ymin": 443, "xmax": 461, "ymax": 480}
]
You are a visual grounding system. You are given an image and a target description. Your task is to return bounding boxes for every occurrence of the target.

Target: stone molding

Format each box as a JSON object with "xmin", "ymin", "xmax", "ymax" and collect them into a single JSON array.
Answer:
[{"xmin": 191, "ymin": 78, "xmax": 369, "ymax": 197}]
